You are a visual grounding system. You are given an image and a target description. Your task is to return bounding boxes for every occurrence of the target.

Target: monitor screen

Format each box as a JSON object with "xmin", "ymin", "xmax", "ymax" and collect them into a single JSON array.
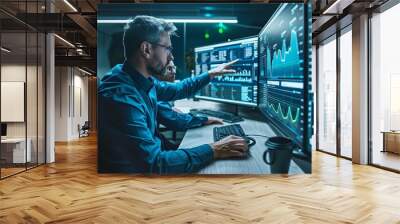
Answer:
[
  {"xmin": 194, "ymin": 36, "xmax": 258, "ymax": 107},
  {"xmin": 1, "ymin": 123, "xmax": 7, "ymax": 137},
  {"xmin": 258, "ymin": 3, "xmax": 313, "ymax": 154}
]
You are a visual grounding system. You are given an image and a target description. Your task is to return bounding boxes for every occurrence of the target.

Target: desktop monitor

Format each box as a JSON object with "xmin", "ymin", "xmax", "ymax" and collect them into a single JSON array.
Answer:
[
  {"xmin": 1, "ymin": 123, "xmax": 7, "ymax": 137},
  {"xmin": 258, "ymin": 3, "xmax": 313, "ymax": 157},
  {"xmin": 194, "ymin": 36, "xmax": 258, "ymax": 107}
]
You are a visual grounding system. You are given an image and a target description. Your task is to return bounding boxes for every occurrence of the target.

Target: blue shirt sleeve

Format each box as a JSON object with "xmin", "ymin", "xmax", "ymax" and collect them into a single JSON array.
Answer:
[
  {"xmin": 154, "ymin": 72, "xmax": 210, "ymax": 102},
  {"xmin": 157, "ymin": 101, "xmax": 207, "ymax": 131},
  {"xmin": 102, "ymin": 95, "xmax": 214, "ymax": 174}
]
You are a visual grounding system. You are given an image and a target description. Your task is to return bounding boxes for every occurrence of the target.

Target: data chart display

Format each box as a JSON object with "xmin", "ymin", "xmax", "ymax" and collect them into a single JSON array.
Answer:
[
  {"xmin": 259, "ymin": 3, "xmax": 313, "ymax": 152},
  {"xmin": 194, "ymin": 36, "xmax": 258, "ymax": 107}
]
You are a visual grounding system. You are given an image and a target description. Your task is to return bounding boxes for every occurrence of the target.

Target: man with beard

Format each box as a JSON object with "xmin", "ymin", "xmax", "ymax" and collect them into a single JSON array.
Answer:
[{"xmin": 98, "ymin": 15, "xmax": 248, "ymax": 174}]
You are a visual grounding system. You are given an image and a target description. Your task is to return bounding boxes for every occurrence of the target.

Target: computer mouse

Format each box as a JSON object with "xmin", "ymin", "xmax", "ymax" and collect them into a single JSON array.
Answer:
[{"xmin": 245, "ymin": 136, "xmax": 256, "ymax": 147}]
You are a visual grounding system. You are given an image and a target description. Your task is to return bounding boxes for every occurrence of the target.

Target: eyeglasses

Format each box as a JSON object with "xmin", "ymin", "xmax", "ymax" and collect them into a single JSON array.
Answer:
[
  {"xmin": 151, "ymin": 42, "xmax": 173, "ymax": 53},
  {"xmin": 167, "ymin": 65, "xmax": 176, "ymax": 73}
]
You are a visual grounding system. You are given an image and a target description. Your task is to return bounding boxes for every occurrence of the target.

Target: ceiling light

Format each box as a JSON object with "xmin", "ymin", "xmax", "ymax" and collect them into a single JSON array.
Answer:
[
  {"xmin": 322, "ymin": 0, "xmax": 353, "ymax": 15},
  {"xmin": 167, "ymin": 18, "xmax": 237, "ymax": 23},
  {"xmin": 63, "ymin": 0, "xmax": 78, "ymax": 12},
  {"xmin": 1, "ymin": 47, "xmax": 11, "ymax": 53},
  {"xmin": 97, "ymin": 18, "xmax": 238, "ymax": 24},
  {"xmin": 54, "ymin": 34, "xmax": 75, "ymax": 48},
  {"xmin": 78, "ymin": 67, "xmax": 92, "ymax": 76}
]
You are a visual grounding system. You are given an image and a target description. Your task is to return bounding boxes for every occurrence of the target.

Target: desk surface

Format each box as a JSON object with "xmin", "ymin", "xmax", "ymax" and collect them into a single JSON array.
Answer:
[
  {"xmin": 176, "ymin": 100, "xmax": 304, "ymax": 175},
  {"xmin": 1, "ymin": 138, "xmax": 27, "ymax": 143},
  {"xmin": 381, "ymin": 131, "xmax": 400, "ymax": 134}
]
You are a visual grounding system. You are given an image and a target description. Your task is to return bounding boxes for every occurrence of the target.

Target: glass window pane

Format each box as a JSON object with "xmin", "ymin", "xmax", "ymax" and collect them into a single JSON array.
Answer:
[
  {"xmin": 312, "ymin": 45, "xmax": 317, "ymax": 150},
  {"xmin": 26, "ymin": 0, "xmax": 39, "ymax": 169},
  {"xmin": 371, "ymin": 3, "xmax": 400, "ymax": 171},
  {"xmin": 38, "ymin": 32, "xmax": 45, "ymax": 165},
  {"xmin": 1, "ymin": 0, "xmax": 46, "ymax": 179},
  {"xmin": 340, "ymin": 29, "xmax": 352, "ymax": 158},
  {"xmin": 1, "ymin": 20, "xmax": 28, "ymax": 177},
  {"xmin": 27, "ymin": 30, "xmax": 38, "ymax": 169},
  {"xmin": 317, "ymin": 36, "xmax": 337, "ymax": 154}
]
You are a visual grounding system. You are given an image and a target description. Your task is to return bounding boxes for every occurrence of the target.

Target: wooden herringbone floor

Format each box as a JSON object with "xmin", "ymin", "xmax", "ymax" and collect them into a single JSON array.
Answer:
[{"xmin": 1, "ymin": 134, "xmax": 400, "ymax": 223}]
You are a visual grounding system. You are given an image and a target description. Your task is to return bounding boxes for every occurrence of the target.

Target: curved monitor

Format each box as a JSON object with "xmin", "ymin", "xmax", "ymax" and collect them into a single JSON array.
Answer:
[
  {"xmin": 194, "ymin": 36, "xmax": 258, "ymax": 107},
  {"xmin": 258, "ymin": 3, "xmax": 313, "ymax": 156}
]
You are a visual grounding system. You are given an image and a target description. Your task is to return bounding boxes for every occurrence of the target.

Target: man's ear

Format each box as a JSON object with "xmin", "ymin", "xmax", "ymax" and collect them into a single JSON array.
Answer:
[{"xmin": 140, "ymin": 42, "xmax": 152, "ymax": 59}]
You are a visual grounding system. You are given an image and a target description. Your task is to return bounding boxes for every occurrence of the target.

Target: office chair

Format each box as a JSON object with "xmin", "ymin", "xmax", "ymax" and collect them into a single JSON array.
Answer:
[{"xmin": 79, "ymin": 121, "xmax": 90, "ymax": 138}]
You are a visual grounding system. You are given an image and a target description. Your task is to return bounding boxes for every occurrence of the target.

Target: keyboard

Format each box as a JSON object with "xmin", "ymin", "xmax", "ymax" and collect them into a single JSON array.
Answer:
[
  {"xmin": 213, "ymin": 124, "xmax": 246, "ymax": 141},
  {"xmin": 213, "ymin": 124, "xmax": 256, "ymax": 147},
  {"xmin": 190, "ymin": 109, "xmax": 244, "ymax": 123}
]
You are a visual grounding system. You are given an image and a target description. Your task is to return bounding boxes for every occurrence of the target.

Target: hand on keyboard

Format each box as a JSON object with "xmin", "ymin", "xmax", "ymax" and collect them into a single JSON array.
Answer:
[
  {"xmin": 204, "ymin": 117, "xmax": 224, "ymax": 125},
  {"xmin": 209, "ymin": 135, "xmax": 249, "ymax": 159}
]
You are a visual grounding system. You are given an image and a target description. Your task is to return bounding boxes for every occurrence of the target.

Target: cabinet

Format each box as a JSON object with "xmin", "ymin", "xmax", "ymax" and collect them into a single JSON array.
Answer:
[
  {"xmin": 1, "ymin": 138, "xmax": 31, "ymax": 164},
  {"xmin": 382, "ymin": 131, "xmax": 400, "ymax": 154}
]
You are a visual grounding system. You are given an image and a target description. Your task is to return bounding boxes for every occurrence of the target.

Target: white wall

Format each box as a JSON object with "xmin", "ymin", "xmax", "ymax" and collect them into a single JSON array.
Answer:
[
  {"xmin": 1, "ymin": 65, "xmax": 25, "ymax": 126},
  {"xmin": 1, "ymin": 63, "xmax": 46, "ymax": 164},
  {"xmin": 1, "ymin": 64, "xmax": 26, "ymax": 81},
  {"xmin": 71, "ymin": 72, "xmax": 89, "ymax": 138},
  {"xmin": 54, "ymin": 67, "xmax": 89, "ymax": 141},
  {"xmin": 1, "ymin": 64, "xmax": 26, "ymax": 139},
  {"xmin": 1, "ymin": 64, "xmax": 42, "ymax": 138},
  {"xmin": 55, "ymin": 66, "xmax": 69, "ymax": 141},
  {"xmin": 1, "ymin": 82, "xmax": 25, "ymax": 122}
]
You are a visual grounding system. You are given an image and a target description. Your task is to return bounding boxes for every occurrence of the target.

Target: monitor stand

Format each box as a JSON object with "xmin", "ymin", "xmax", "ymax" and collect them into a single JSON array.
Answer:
[{"xmin": 233, "ymin": 104, "xmax": 239, "ymax": 116}]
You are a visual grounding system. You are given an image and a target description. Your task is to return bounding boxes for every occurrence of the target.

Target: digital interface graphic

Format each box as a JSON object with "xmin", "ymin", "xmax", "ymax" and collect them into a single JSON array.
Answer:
[
  {"xmin": 259, "ymin": 3, "xmax": 313, "ymax": 153},
  {"xmin": 194, "ymin": 37, "xmax": 258, "ymax": 106}
]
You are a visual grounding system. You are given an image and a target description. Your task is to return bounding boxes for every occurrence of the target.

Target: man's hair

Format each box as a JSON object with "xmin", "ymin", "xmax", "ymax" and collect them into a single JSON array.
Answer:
[{"xmin": 123, "ymin": 15, "xmax": 177, "ymax": 60}]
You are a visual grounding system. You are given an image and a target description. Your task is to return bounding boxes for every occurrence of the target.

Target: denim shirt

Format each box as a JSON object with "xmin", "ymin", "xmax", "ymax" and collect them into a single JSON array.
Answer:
[
  {"xmin": 98, "ymin": 62, "xmax": 213, "ymax": 174},
  {"xmin": 157, "ymin": 101, "xmax": 207, "ymax": 131}
]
